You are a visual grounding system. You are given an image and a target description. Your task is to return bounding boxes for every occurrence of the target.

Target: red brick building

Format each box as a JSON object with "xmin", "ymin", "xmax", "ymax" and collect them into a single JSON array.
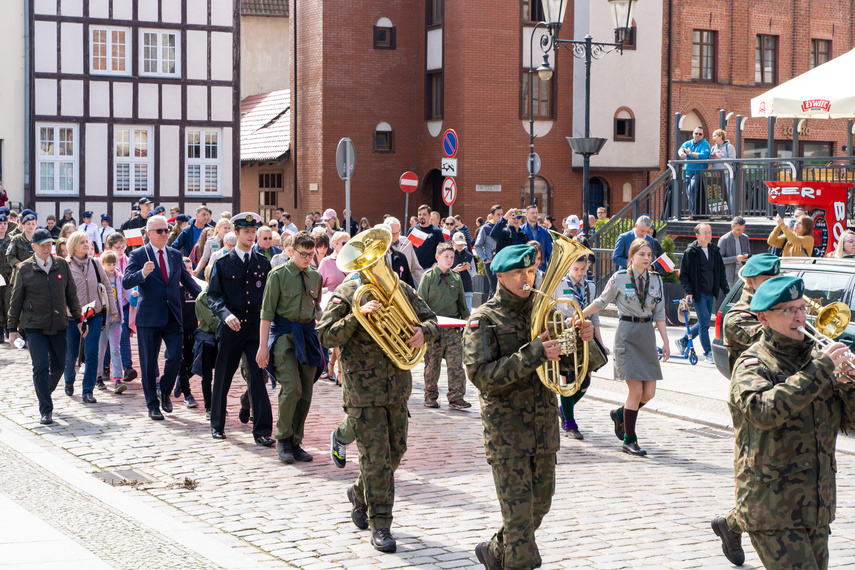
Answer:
[{"xmin": 288, "ymin": 0, "xmax": 655, "ymax": 228}]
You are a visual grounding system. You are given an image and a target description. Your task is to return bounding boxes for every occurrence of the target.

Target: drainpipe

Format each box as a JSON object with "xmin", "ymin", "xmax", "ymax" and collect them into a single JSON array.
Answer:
[{"xmin": 24, "ymin": 0, "xmax": 31, "ymax": 207}]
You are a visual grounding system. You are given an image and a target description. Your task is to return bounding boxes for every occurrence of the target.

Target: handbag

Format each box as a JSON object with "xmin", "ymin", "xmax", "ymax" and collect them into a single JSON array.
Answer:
[{"xmin": 90, "ymin": 258, "xmax": 109, "ymax": 329}]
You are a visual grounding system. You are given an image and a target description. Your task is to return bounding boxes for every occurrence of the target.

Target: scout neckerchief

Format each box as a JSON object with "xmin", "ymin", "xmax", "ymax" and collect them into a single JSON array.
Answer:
[
  {"xmin": 561, "ymin": 276, "xmax": 587, "ymax": 308},
  {"xmin": 627, "ymin": 266, "xmax": 649, "ymax": 311}
]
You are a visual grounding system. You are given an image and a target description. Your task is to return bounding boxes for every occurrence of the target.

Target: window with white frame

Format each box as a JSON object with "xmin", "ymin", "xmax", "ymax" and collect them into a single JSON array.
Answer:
[
  {"xmin": 91, "ymin": 27, "xmax": 131, "ymax": 75},
  {"xmin": 37, "ymin": 125, "xmax": 78, "ymax": 196},
  {"xmin": 141, "ymin": 30, "xmax": 180, "ymax": 77},
  {"xmin": 186, "ymin": 129, "xmax": 221, "ymax": 195},
  {"xmin": 114, "ymin": 126, "xmax": 153, "ymax": 194}
]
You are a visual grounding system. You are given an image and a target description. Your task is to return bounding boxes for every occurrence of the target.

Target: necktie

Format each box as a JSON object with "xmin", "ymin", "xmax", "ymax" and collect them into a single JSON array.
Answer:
[{"xmin": 158, "ymin": 250, "xmax": 168, "ymax": 282}]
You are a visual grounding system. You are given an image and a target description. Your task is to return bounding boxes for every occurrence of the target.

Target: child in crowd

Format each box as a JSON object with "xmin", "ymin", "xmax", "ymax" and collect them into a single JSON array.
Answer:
[
  {"xmin": 97, "ymin": 250, "xmax": 126, "ymax": 394},
  {"xmin": 451, "ymin": 233, "xmax": 475, "ymax": 311},
  {"xmin": 194, "ymin": 265, "xmax": 219, "ymax": 418},
  {"xmin": 103, "ymin": 232, "xmax": 137, "ymax": 382},
  {"xmin": 172, "ymin": 257, "xmax": 200, "ymax": 408}
]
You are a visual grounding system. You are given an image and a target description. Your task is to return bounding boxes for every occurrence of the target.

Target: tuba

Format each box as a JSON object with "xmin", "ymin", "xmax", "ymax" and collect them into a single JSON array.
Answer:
[
  {"xmin": 336, "ymin": 228, "xmax": 426, "ymax": 370},
  {"xmin": 524, "ymin": 231, "xmax": 593, "ymax": 396}
]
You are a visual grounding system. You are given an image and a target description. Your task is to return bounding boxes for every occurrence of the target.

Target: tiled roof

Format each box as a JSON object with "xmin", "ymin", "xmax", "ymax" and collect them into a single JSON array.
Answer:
[
  {"xmin": 241, "ymin": 0, "xmax": 288, "ymax": 17},
  {"xmin": 240, "ymin": 90, "xmax": 290, "ymax": 163}
]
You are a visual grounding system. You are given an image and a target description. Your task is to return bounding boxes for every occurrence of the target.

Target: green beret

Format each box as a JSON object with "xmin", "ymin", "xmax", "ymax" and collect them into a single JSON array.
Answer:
[
  {"xmin": 742, "ymin": 253, "xmax": 780, "ymax": 279},
  {"xmin": 491, "ymin": 245, "xmax": 537, "ymax": 273},
  {"xmin": 749, "ymin": 275, "xmax": 804, "ymax": 312}
]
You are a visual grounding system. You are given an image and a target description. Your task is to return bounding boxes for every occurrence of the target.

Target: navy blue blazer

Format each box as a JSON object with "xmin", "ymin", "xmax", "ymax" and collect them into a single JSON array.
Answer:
[
  {"xmin": 612, "ymin": 230, "xmax": 656, "ymax": 270},
  {"xmin": 123, "ymin": 244, "xmax": 202, "ymax": 327}
]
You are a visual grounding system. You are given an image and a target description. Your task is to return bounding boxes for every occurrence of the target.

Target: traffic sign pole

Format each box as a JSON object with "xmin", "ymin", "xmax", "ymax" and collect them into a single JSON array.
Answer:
[
  {"xmin": 336, "ymin": 138, "xmax": 356, "ymax": 235},
  {"xmin": 404, "ymin": 194, "xmax": 409, "ymax": 227}
]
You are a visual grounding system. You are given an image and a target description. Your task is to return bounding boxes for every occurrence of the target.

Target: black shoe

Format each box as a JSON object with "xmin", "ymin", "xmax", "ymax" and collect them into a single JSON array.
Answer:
[
  {"xmin": 277, "ymin": 438, "xmax": 294, "ymax": 463},
  {"xmin": 173, "ymin": 382, "xmax": 182, "ymax": 398},
  {"xmin": 610, "ymin": 409, "xmax": 625, "ymax": 441},
  {"xmin": 123, "ymin": 368, "xmax": 138, "ymax": 382},
  {"xmin": 291, "ymin": 443, "xmax": 313, "ymax": 462},
  {"xmin": 39, "ymin": 413, "xmax": 53, "ymax": 425},
  {"xmin": 160, "ymin": 392, "xmax": 173, "ymax": 413},
  {"xmin": 82, "ymin": 394, "xmax": 97, "ymax": 404},
  {"xmin": 238, "ymin": 407, "xmax": 250, "ymax": 424},
  {"xmin": 712, "ymin": 516, "xmax": 745, "ymax": 566},
  {"xmin": 475, "ymin": 541, "xmax": 501, "ymax": 570},
  {"xmin": 424, "ymin": 399, "xmax": 439, "ymax": 408},
  {"xmin": 254, "ymin": 435, "xmax": 275, "ymax": 447},
  {"xmin": 370, "ymin": 528, "xmax": 396, "ymax": 553},
  {"xmin": 566, "ymin": 428, "xmax": 584, "ymax": 440},
  {"xmin": 64, "ymin": 384, "xmax": 74, "ymax": 396},
  {"xmin": 622, "ymin": 441, "xmax": 647, "ymax": 456},
  {"xmin": 95, "ymin": 378, "xmax": 106, "ymax": 390},
  {"xmin": 448, "ymin": 400, "xmax": 472, "ymax": 409},
  {"xmin": 347, "ymin": 485, "xmax": 369, "ymax": 530},
  {"xmin": 148, "ymin": 409, "xmax": 165, "ymax": 421},
  {"xmin": 212, "ymin": 429, "xmax": 226, "ymax": 440},
  {"xmin": 114, "ymin": 380, "xmax": 127, "ymax": 394},
  {"xmin": 184, "ymin": 395, "xmax": 198, "ymax": 408},
  {"xmin": 330, "ymin": 430, "xmax": 346, "ymax": 468}
]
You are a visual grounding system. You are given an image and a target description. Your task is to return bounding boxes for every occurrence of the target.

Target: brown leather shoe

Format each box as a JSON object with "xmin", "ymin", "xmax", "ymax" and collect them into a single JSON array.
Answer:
[
  {"xmin": 711, "ymin": 516, "xmax": 745, "ymax": 566},
  {"xmin": 475, "ymin": 541, "xmax": 502, "ymax": 570}
]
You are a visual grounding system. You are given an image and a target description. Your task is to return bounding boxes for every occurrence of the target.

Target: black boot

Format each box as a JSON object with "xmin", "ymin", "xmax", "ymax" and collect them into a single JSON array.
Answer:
[
  {"xmin": 347, "ymin": 485, "xmax": 368, "ymax": 530},
  {"xmin": 370, "ymin": 528, "xmax": 396, "ymax": 553},
  {"xmin": 277, "ymin": 437, "xmax": 294, "ymax": 463}
]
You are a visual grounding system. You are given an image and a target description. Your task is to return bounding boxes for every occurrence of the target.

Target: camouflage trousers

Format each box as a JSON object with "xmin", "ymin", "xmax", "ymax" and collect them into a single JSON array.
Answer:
[
  {"xmin": 349, "ymin": 401, "xmax": 408, "ymax": 530},
  {"xmin": 725, "ymin": 507, "xmax": 742, "ymax": 533},
  {"xmin": 489, "ymin": 453, "xmax": 556, "ymax": 570},
  {"xmin": 748, "ymin": 526, "xmax": 830, "ymax": 570},
  {"xmin": 423, "ymin": 328, "xmax": 466, "ymax": 403}
]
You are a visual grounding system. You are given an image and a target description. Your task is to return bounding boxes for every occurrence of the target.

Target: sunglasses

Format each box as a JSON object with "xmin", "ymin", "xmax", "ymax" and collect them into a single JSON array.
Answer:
[
  {"xmin": 149, "ymin": 228, "xmax": 169, "ymax": 235},
  {"xmin": 293, "ymin": 250, "xmax": 314, "ymax": 259}
]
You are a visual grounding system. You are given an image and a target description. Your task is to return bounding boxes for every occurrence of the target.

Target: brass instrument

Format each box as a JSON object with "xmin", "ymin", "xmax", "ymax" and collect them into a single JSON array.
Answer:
[
  {"xmin": 798, "ymin": 297, "xmax": 854, "ymax": 377},
  {"xmin": 336, "ymin": 228, "xmax": 426, "ymax": 370},
  {"xmin": 523, "ymin": 231, "xmax": 592, "ymax": 396}
]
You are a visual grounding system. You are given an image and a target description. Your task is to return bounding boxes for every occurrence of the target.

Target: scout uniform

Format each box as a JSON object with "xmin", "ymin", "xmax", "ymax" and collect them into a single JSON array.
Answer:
[
  {"xmin": 317, "ymin": 272, "xmax": 438, "ymax": 552},
  {"xmin": 260, "ymin": 245, "xmax": 324, "ymax": 456},
  {"xmin": 207, "ymin": 213, "xmax": 274, "ymax": 444},
  {"xmin": 730, "ymin": 275, "xmax": 855, "ymax": 570},
  {"xmin": 193, "ymin": 286, "xmax": 219, "ymax": 415},
  {"xmin": 463, "ymin": 245, "xmax": 574, "ymax": 570},
  {"xmin": 418, "ymin": 263, "xmax": 470, "ymax": 407},
  {"xmin": 79, "ymin": 211, "xmax": 102, "ymax": 253}
]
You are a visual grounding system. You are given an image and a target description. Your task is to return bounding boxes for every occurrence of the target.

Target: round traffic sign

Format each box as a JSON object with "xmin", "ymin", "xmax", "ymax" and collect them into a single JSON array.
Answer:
[
  {"xmin": 335, "ymin": 138, "xmax": 356, "ymax": 180},
  {"xmin": 399, "ymin": 171, "xmax": 418, "ymax": 193},
  {"xmin": 442, "ymin": 177, "xmax": 457, "ymax": 206},
  {"xmin": 527, "ymin": 152, "xmax": 541, "ymax": 175},
  {"xmin": 442, "ymin": 129, "xmax": 458, "ymax": 158}
]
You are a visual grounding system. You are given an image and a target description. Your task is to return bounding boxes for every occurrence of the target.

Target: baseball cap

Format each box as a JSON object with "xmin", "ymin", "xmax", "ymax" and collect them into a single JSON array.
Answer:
[
  {"xmin": 451, "ymin": 232, "xmax": 467, "ymax": 245},
  {"xmin": 323, "ymin": 208, "xmax": 337, "ymax": 221},
  {"xmin": 565, "ymin": 215, "xmax": 582, "ymax": 230},
  {"xmin": 32, "ymin": 228, "xmax": 54, "ymax": 245}
]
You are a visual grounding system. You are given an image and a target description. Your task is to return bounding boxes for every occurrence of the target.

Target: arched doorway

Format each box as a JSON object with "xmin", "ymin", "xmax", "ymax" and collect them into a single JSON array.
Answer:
[
  {"xmin": 588, "ymin": 177, "xmax": 608, "ymax": 215},
  {"xmin": 420, "ymin": 169, "xmax": 447, "ymax": 218},
  {"xmin": 519, "ymin": 176, "xmax": 550, "ymax": 214}
]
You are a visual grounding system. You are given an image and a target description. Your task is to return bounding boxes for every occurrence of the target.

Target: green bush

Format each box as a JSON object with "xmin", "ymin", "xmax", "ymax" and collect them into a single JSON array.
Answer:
[{"xmin": 659, "ymin": 235, "xmax": 680, "ymax": 283}]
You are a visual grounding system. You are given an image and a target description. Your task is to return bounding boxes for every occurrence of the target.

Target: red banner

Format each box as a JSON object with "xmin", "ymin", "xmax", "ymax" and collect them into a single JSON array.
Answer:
[{"xmin": 764, "ymin": 181, "xmax": 851, "ymax": 256}]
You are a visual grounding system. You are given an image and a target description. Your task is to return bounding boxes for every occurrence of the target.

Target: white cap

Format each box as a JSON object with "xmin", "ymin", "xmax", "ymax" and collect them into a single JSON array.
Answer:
[{"xmin": 565, "ymin": 215, "xmax": 582, "ymax": 230}]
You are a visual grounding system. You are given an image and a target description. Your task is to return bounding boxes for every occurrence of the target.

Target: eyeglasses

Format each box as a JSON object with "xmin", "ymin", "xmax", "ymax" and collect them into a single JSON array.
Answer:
[
  {"xmin": 513, "ymin": 216, "xmax": 523, "ymax": 220},
  {"xmin": 445, "ymin": 222, "xmax": 455, "ymax": 226},
  {"xmin": 149, "ymin": 228, "xmax": 169, "ymax": 235},
  {"xmin": 693, "ymin": 132, "xmax": 703, "ymax": 136},
  {"xmin": 766, "ymin": 305, "xmax": 807, "ymax": 318},
  {"xmin": 294, "ymin": 249, "xmax": 314, "ymax": 259}
]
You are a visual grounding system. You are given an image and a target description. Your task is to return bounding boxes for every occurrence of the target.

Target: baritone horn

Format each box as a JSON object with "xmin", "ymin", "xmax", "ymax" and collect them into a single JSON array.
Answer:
[
  {"xmin": 523, "ymin": 231, "xmax": 592, "ymax": 397},
  {"xmin": 336, "ymin": 228, "xmax": 426, "ymax": 370},
  {"xmin": 798, "ymin": 297, "xmax": 855, "ymax": 377}
]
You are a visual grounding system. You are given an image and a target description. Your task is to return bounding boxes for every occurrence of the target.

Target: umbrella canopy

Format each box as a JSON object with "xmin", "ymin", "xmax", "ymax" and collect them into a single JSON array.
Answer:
[{"xmin": 751, "ymin": 48, "xmax": 855, "ymax": 119}]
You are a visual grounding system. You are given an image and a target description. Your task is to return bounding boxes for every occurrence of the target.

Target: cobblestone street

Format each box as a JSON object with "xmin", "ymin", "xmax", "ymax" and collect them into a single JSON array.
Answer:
[{"xmin": 1, "ymin": 330, "xmax": 855, "ymax": 569}]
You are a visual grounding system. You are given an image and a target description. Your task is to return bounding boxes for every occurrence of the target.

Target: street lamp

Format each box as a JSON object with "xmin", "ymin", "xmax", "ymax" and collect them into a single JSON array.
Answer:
[{"xmin": 527, "ymin": 0, "xmax": 637, "ymax": 237}]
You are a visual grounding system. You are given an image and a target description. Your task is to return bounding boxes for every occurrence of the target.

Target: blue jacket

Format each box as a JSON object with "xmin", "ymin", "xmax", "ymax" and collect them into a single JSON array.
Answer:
[
  {"xmin": 489, "ymin": 217, "xmax": 529, "ymax": 255},
  {"xmin": 680, "ymin": 138, "xmax": 711, "ymax": 174},
  {"xmin": 171, "ymin": 219, "xmax": 215, "ymax": 257},
  {"xmin": 521, "ymin": 222, "xmax": 553, "ymax": 271},
  {"xmin": 612, "ymin": 230, "xmax": 656, "ymax": 270},
  {"xmin": 123, "ymin": 244, "xmax": 202, "ymax": 327}
]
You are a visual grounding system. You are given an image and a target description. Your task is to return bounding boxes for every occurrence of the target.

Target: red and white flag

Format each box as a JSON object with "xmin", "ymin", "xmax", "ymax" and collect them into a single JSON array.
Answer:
[
  {"xmin": 442, "ymin": 228, "xmax": 451, "ymax": 240},
  {"xmin": 654, "ymin": 253, "xmax": 675, "ymax": 272},
  {"xmin": 124, "ymin": 228, "xmax": 144, "ymax": 247},
  {"xmin": 80, "ymin": 300, "xmax": 97, "ymax": 321},
  {"xmin": 408, "ymin": 227, "xmax": 429, "ymax": 248},
  {"xmin": 282, "ymin": 227, "xmax": 295, "ymax": 237}
]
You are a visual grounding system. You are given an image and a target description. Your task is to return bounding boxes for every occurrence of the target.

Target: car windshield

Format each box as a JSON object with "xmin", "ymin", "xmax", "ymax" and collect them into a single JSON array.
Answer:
[{"xmin": 801, "ymin": 271, "xmax": 851, "ymax": 308}]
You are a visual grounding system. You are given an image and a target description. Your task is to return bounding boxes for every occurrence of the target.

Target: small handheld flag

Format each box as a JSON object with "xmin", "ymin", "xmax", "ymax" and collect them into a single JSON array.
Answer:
[
  {"xmin": 408, "ymin": 228, "xmax": 429, "ymax": 247},
  {"xmin": 654, "ymin": 254, "xmax": 675, "ymax": 272},
  {"xmin": 124, "ymin": 228, "xmax": 144, "ymax": 247}
]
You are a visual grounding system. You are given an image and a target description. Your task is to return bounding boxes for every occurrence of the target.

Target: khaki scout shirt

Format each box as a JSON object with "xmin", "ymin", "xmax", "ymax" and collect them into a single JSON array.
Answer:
[
  {"xmin": 723, "ymin": 287, "xmax": 762, "ymax": 375},
  {"xmin": 592, "ymin": 269, "xmax": 666, "ymax": 321},
  {"xmin": 730, "ymin": 328, "xmax": 855, "ymax": 531},
  {"xmin": 261, "ymin": 260, "xmax": 322, "ymax": 323},
  {"xmin": 418, "ymin": 265, "xmax": 470, "ymax": 319}
]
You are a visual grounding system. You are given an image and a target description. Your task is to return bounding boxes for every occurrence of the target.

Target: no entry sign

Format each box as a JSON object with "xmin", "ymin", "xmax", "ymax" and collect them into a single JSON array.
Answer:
[
  {"xmin": 442, "ymin": 177, "xmax": 457, "ymax": 206},
  {"xmin": 442, "ymin": 129, "xmax": 458, "ymax": 158},
  {"xmin": 399, "ymin": 171, "xmax": 418, "ymax": 193}
]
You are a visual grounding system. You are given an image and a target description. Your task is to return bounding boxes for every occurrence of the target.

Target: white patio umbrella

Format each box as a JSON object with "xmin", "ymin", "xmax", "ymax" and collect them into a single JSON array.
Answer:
[{"xmin": 751, "ymin": 48, "xmax": 855, "ymax": 119}]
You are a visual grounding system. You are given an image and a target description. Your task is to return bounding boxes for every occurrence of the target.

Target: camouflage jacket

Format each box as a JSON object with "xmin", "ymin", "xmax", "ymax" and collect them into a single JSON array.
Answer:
[
  {"xmin": 317, "ymin": 276, "xmax": 439, "ymax": 408},
  {"xmin": 0, "ymin": 234, "xmax": 12, "ymax": 283},
  {"xmin": 6, "ymin": 233, "xmax": 34, "ymax": 270},
  {"xmin": 463, "ymin": 284, "xmax": 569, "ymax": 463},
  {"xmin": 723, "ymin": 287, "xmax": 762, "ymax": 375},
  {"xmin": 730, "ymin": 328, "xmax": 855, "ymax": 531}
]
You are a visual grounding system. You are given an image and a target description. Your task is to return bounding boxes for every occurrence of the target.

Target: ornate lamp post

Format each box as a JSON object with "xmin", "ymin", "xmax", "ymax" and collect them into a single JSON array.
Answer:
[{"xmin": 527, "ymin": 0, "xmax": 637, "ymax": 236}]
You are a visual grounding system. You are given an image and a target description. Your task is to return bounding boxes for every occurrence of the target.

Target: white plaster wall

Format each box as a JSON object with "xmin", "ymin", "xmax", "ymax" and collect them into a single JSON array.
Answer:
[
  {"xmin": 35, "ymin": 79, "xmax": 57, "ymax": 116},
  {"xmin": 34, "ymin": 21, "xmax": 57, "ymax": 73},
  {"xmin": 113, "ymin": 0, "xmax": 132, "ymax": 21},
  {"xmin": 211, "ymin": 86, "xmax": 232, "ymax": 122},
  {"xmin": 138, "ymin": 83, "xmax": 160, "ymax": 120},
  {"xmin": 89, "ymin": 0, "xmax": 108, "ymax": 19},
  {"xmin": 61, "ymin": 80, "xmax": 84, "ymax": 116},
  {"xmin": 60, "ymin": 23, "xmax": 84, "ymax": 75},
  {"xmin": 221, "ymin": 127, "xmax": 233, "ymax": 197},
  {"xmin": 427, "ymin": 28, "xmax": 442, "ymax": 71},
  {"xmin": 159, "ymin": 126, "xmax": 180, "ymax": 196},
  {"xmin": 572, "ymin": 0, "xmax": 663, "ymax": 169},
  {"xmin": 84, "ymin": 202, "xmax": 108, "ymax": 218},
  {"xmin": 113, "ymin": 82, "xmax": 133, "ymax": 118},
  {"xmin": 210, "ymin": 32, "xmax": 233, "ymax": 81},
  {"xmin": 162, "ymin": 0, "xmax": 182, "ymax": 24},
  {"xmin": 186, "ymin": 31, "xmax": 208, "ymax": 81},
  {"xmin": 60, "ymin": 0, "xmax": 83, "ymax": 17},
  {"xmin": 0, "ymin": 0, "xmax": 26, "ymax": 203},
  {"xmin": 240, "ymin": 16, "xmax": 290, "ymax": 98},
  {"xmin": 187, "ymin": 0, "xmax": 208, "ymax": 26},
  {"xmin": 139, "ymin": 0, "xmax": 159, "ymax": 22},
  {"xmin": 33, "ymin": 0, "xmax": 55, "ymax": 15},
  {"xmin": 85, "ymin": 123, "xmax": 108, "ymax": 196},
  {"xmin": 187, "ymin": 86, "xmax": 208, "ymax": 121},
  {"xmin": 211, "ymin": 0, "xmax": 233, "ymax": 27},
  {"xmin": 162, "ymin": 84, "xmax": 182, "ymax": 120},
  {"xmin": 90, "ymin": 82, "xmax": 110, "ymax": 117}
]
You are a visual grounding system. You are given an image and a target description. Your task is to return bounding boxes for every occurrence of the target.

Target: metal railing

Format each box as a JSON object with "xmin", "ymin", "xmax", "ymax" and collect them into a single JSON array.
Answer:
[
  {"xmin": 590, "ymin": 169, "xmax": 673, "ymax": 249},
  {"xmin": 591, "ymin": 247, "xmax": 684, "ymax": 294}
]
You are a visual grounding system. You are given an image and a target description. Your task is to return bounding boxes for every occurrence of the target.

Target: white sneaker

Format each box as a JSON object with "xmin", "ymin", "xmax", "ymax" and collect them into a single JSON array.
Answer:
[{"xmin": 705, "ymin": 353, "xmax": 714, "ymax": 364}]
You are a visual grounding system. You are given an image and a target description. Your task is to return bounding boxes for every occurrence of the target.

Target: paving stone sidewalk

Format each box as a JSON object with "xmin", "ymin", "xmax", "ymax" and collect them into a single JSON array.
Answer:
[{"xmin": 0, "ymin": 342, "xmax": 854, "ymax": 569}]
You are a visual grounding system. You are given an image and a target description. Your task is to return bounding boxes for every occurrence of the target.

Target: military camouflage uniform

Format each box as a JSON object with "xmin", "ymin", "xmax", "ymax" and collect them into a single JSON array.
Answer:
[
  {"xmin": 317, "ymin": 275, "xmax": 438, "ymax": 530},
  {"xmin": 0, "ymin": 232, "xmax": 12, "ymax": 329},
  {"xmin": 418, "ymin": 265, "xmax": 470, "ymax": 403},
  {"xmin": 730, "ymin": 328, "xmax": 855, "ymax": 570},
  {"xmin": 463, "ymin": 284, "xmax": 573, "ymax": 570}
]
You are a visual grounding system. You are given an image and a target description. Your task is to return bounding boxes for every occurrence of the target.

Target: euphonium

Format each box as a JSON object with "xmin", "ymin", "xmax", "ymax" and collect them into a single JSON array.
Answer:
[
  {"xmin": 336, "ymin": 228, "xmax": 426, "ymax": 370},
  {"xmin": 524, "ymin": 230, "xmax": 592, "ymax": 396},
  {"xmin": 804, "ymin": 295, "xmax": 851, "ymax": 340}
]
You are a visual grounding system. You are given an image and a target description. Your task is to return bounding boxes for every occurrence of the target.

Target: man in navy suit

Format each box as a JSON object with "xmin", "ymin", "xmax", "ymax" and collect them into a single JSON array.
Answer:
[
  {"xmin": 611, "ymin": 215, "xmax": 656, "ymax": 270},
  {"xmin": 124, "ymin": 215, "xmax": 202, "ymax": 420}
]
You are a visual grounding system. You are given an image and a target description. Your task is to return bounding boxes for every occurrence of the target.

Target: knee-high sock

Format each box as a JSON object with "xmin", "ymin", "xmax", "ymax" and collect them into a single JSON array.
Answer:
[{"xmin": 623, "ymin": 407, "xmax": 639, "ymax": 438}]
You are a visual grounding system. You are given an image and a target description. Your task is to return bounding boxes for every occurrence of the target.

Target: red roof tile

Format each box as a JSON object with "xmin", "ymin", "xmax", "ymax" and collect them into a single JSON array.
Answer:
[
  {"xmin": 240, "ymin": 90, "xmax": 290, "ymax": 163},
  {"xmin": 241, "ymin": 0, "xmax": 288, "ymax": 17}
]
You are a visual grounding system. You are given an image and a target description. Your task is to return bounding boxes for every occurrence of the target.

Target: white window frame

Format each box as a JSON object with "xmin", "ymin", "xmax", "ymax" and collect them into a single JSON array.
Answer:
[
  {"xmin": 186, "ymin": 129, "xmax": 222, "ymax": 196},
  {"xmin": 36, "ymin": 123, "xmax": 79, "ymax": 197},
  {"xmin": 90, "ymin": 26, "xmax": 131, "ymax": 76},
  {"xmin": 139, "ymin": 29, "xmax": 181, "ymax": 78},
  {"xmin": 114, "ymin": 126, "xmax": 154, "ymax": 195}
]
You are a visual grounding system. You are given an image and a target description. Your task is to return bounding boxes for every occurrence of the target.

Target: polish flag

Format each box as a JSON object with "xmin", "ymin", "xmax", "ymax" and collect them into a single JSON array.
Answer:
[
  {"xmin": 408, "ymin": 227, "xmax": 429, "ymax": 247},
  {"xmin": 654, "ymin": 253, "xmax": 675, "ymax": 272},
  {"xmin": 442, "ymin": 228, "xmax": 451, "ymax": 240},
  {"xmin": 282, "ymin": 227, "xmax": 295, "ymax": 237},
  {"xmin": 124, "ymin": 228, "xmax": 144, "ymax": 247},
  {"xmin": 80, "ymin": 300, "xmax": 97, "ymax": 321}
]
